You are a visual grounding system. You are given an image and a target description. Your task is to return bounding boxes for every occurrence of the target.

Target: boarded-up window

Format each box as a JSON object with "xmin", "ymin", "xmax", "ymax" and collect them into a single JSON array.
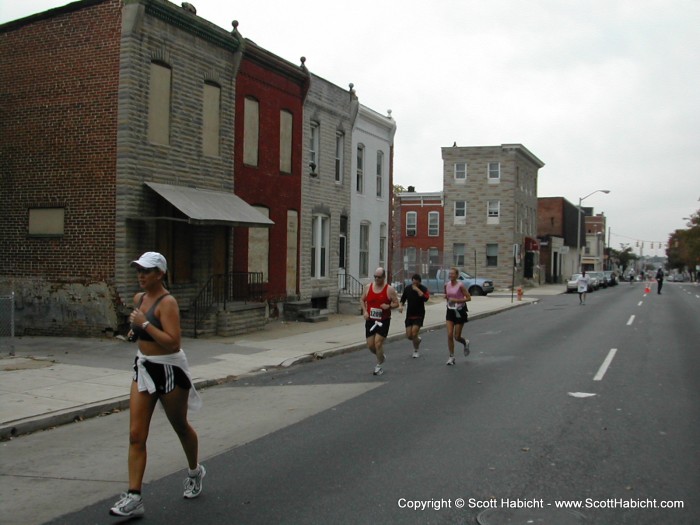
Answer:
[
  {"xmin": 148, "ymin": 62, "xmax": 171, "ymax": 145},
  {"xmin": 248, "ymin": 206, "xmax": 269, "ymax": 281},
  {"xmin": 280, "ymin": 110, "xmax": 293, "ymax": 173},
  {"xmin": 28, "ymin": 208, "xmax": 64, "ymax": 236},
  {"xmin": 243, "ymin": 97, "xmax": 259, "ymax": 166},
  {"xmin": 203, "ymin": 83, "xmax": 221, "ymax": 156}
]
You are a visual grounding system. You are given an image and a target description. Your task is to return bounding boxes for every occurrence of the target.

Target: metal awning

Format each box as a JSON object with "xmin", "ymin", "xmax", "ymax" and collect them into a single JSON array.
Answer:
[{"xmin": 143, "ymin": 182, "xmax": 274, "ymax": 228}]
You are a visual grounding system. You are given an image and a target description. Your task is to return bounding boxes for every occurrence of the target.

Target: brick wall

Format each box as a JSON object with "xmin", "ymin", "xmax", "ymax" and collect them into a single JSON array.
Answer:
[{"xmin": 0, "ymin": 0, "xmax": 122, "ymax": 282}]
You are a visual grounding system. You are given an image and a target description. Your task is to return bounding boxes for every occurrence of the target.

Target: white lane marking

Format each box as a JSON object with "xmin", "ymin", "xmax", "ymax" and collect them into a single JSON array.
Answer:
[
  {"xmin": 637, "ymin": 301, "xmax": 643, "ymax": 306},
  {"xmin": 627, "ymin": 315, "xmax": 635, "ymax": 326},
  {"xmin": 594, "ymin": 348, "xmax": 618, "ymax": 381},
  {"xmin": 568, "ymin": 392, "xmax": 597, "ymax": 398}
]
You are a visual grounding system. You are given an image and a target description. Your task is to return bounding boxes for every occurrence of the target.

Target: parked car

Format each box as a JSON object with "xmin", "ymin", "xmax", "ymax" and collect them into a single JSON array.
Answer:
[
  {"xmin": 406, "ymin": 268, "xmax": 495, "ymax": 296},
  {"xmin": 603, "ymin": 271, "xmax": 618, "ymax": 286},
  {"xmin": 589, "ymin": 271, "xmax": 607, "ymax": 289},
  {"xmin": 566, "ymin": 273, "xmax": 595, "ymax": 293}
]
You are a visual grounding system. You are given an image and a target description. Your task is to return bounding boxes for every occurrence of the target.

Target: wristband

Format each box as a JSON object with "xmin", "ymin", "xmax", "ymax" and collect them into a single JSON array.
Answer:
[{"xmin": 141, "ymin": 321, "xmax": 151, "ymax": 330}]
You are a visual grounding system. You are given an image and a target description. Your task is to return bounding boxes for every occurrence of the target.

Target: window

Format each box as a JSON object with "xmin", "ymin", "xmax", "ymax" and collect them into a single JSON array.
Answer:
[
  {"xmin": 428, "ymin": 211, "xmax": 440, "ymax": 236},
  {"xmin": 202, "ymin": 82, "xmax": 220, "ymax": 156},
  {"xmin": 339, "ymin": 215, "xmax": 348, "ymax": 270},
  {"xmin": 309, "ymin": 122, "xmax": 320, "ymax": 173},
  {"xmin": 28, "ymin": 207, "xmax": 64, "ymax": 236},
  {"xmin": 356, "ymin": 145, "xmax": 364, "ymax": 193},
  {"xmin": 280, "ymin": 110, "xmax": 293, "ymax": 173},
  {"xmin": 406, "ymin": 212, "xmax": 417, "ymax": 237},
  {"xmin": 376, "ymin": 150, "xmax": 384, "ymax": 197},
  {"xmin": 453, "ymin": 243, "xmax": 465, "ymax": 266},
  {"xmin": 487, "ymin": 200, "xmax": 500, "ymax": 224},
  {"xmin": 335, "ymin": 132, "xmax": 344, "ymax": 182},
  {"xmin": 148, "ymin": 62, "xmax": 171, "ymax": 145},
  {"xmin": 311, "ymin": 215, "xmax": 330, "ymax": 278},
  {"xmin": 379, "ymin": 223, "xmax": 387, "ymax": 268},
  {"xmin": 454, "ymin": 162, "xmax": 467, "ymax": 181},
  {"xmin": 488, "ymin": 162, "xmax": 500, "ymax": 182},
  {"xmin": 486, "ymin": 244, "xmax": 498, "ymax": 266},
  {"xmin": 405, "ymin": 247, "xmax": 416, "ymax": 270},
  {"xmin": 243, "ymin": 97, "xmax": 259, "ymax": 166},
  {"xmin": 359, "ymin": 223, "xmax": 370, "ymax": 278},
  {"xmin": 429, "ymin": 247, "xmax": 440, "ymax": 273},
  {"xmin": 454, "ymin": 201, "xmax": 466, "ymax": 225}
]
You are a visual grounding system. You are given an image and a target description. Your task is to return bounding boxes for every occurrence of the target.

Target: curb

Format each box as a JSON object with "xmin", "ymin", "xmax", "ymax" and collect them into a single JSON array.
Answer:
[{"xmin": 0, "ymin": 299, "xmax": 537, "ymax": 440}]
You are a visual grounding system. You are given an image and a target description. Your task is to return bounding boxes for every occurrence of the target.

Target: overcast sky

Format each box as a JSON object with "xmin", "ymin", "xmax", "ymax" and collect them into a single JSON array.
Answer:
[{"xmin": 3, "ymin": 0, "xmax": 699, "ymax": 257}]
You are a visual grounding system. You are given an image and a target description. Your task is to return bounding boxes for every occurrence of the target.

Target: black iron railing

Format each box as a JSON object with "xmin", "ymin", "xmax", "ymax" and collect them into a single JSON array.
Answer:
[
  {"xmin": 339, "ymin": 272, "xmax": 365, "ymax": 299},
  {"xmin": 193, "ymin": 272, "xmax": 265, "ymax": 338}
]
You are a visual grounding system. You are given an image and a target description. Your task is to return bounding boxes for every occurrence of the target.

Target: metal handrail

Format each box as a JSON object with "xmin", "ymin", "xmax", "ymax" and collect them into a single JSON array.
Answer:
[
  {"xmin": 193, "ymin": 272, "xmax": 265, "ymax": 337},
  {"xmin": 339, "ymin": 273, "xmax": 365, "ymax": 299}
]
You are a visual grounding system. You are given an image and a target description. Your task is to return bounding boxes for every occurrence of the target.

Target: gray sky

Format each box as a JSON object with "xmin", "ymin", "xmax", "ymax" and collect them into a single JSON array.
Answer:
[{"xmin": 3, "ymin": 0, "xmax": 699, "ymax": 257}]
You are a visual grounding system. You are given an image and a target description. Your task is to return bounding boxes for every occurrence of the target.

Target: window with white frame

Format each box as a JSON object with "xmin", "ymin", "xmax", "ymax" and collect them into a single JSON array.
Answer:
[
  {"xmin": 311, "ymin": 214, "xmax": 329, "ymax": 278},
  {"xmin": 405, "ymin": 246, "xmax": 416, "ymax": 270},
  {"xmin": 453, "ymin": 243, "xmax": 465, "ymax": 266},
  {"xmin": 406, "ymin": 212, "xmax": 417, "ymax": 237},
  {"xmin": 428, "ymin": 211, "xmax": 440, "ymax": 236},
  {"xmin": 376, "ymin": 150, "xmax": 384, "ymax": 197},
  {"xmin": 486, "ymin": 243, "xmax": 498, "ymax": 266},
  {"xmin": 359, "ymin": 222, "xmax": 370, "ymax": 278},
  {"xmin": 488, "ymin": 162, "xmax": 500, "ymax": 182},
  {"xmin": 335, "ymin": 132, "xmax": 344, "ymax": 182},
  {"xmin": 487, "ymin": 200, "xmax": 500, "ymax": 223},
  {"xmin": 309, "ymin": 122, "xmax": 320, "ymax": 173},
  {"xmin": 454, "ymin": 162, "xmax": 467, "ymax": 181},
  {"xmin": 454, "ymin": 200, "xmax": 466, "ymax": 225},
  {"xmin": 379, "ymin": 223, "xmax": 387, "ymax": 268},
  {"xmin": 356, "ymin": 144, "xmax": 364, "ymax": 193}
]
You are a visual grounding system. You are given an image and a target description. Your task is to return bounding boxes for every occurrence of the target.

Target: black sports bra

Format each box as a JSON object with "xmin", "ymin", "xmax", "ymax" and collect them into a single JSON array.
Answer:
[{"xmin": 131, "ymin": 293, "xmax": 169, "ymax": 342}]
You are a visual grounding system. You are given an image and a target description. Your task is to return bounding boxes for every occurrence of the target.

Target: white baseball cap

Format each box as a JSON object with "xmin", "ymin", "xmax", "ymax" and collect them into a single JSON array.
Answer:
[{"xmin": 130, "ymin": 252, "xmax": 167, "ymax": 272}]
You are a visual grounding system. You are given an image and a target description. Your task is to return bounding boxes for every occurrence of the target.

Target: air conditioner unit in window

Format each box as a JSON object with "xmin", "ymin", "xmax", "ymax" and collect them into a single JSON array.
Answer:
[{"xmin": 407, "ymin": 231, "xmax": 416, "ymax": 237}]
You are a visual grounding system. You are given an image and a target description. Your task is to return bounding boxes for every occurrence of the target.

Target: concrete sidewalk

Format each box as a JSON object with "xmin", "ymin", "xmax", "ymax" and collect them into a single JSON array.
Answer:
[{"xmin": 0, "ymin": 285, "xmax": 563, "ymax": 440}]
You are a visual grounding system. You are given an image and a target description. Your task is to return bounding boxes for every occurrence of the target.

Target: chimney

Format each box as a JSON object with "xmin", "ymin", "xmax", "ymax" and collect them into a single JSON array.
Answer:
[{"xmin": 407, "ymin": 186, "xmax": 415, "ymax": 192}]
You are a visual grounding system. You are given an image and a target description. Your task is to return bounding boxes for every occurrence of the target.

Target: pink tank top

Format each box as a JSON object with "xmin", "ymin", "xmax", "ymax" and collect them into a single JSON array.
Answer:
[{"xmin": 445, "ymin": 280, "xmax": 465, "ymax": 302}]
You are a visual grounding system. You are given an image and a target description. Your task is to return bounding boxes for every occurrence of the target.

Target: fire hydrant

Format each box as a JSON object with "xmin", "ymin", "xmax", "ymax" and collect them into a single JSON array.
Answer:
[{"xmin": 517, "ymin": 286, "xmax": 523, "ymax": 301}]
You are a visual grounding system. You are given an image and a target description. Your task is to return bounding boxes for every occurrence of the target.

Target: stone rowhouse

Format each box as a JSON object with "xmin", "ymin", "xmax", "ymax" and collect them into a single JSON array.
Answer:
[
  {"xmin": 0, "ymin": 0, "xmax": 275, "ymax": 336},
  {"xmin": 441, "ymin": 144, "xmax": 545, "ymax": 288},
  {"xmin": 537, "ymin": 196, "xmax": 583, "ymax": 283},
  {"xmin": 395, "ymin": 187, "xmax": 444, "ymax": 279},
  {"xmin": 300, "ymin": 73, "xmax": 358, "ymax": 313},
  {"xmin": 232, "ymin": 39, "xmax": 309, "ymax": 303}
]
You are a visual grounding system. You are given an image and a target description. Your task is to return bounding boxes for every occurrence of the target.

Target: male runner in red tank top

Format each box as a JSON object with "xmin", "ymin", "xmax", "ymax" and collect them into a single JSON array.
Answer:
[{"xmin": 361, "ymin": 267, "xmax": 399, "ymax": 375}]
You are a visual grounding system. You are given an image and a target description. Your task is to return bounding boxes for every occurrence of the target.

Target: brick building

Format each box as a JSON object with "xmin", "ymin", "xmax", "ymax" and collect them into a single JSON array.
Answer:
[
  {"xmin": 0, "ymin": 0, "xmax": 275, "ymax": 336},
  {"xmin": 442, "ymin": 144, "xmax": 544, "ymax": 288},
  {"xmin": 537, "ymin": 197, "xmax": 583, "ymax": 282},
  {"xmin": 232, "ymin": 39, "xmax": 309, "ymax": 302},
  {"xmin": 395, "ymin": 187, "xmax": 444, "ymax": 279}
]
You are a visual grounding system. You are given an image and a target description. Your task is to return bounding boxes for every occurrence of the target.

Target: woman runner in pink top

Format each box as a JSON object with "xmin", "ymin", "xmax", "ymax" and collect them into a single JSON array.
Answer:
[{"xmin": 444, "ymin": 267, "xmax": 471, "ymax": 365}]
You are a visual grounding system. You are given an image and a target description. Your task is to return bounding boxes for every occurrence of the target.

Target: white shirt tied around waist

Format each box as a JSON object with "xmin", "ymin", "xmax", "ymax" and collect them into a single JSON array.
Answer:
[{"xmin": 136, "ymin": 349, "xmax": 202, "ymax": 411}]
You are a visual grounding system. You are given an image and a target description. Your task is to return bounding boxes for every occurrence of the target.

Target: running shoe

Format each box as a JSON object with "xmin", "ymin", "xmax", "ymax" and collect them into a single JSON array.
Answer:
[
  {"xmin": 109, "ymin": 492, "xmax": 144, "ymax": 517},
  {"xmin": 463, "ymin": 339, "xmax": 470, "ymax": 357},
  {"xmin": 446, "ymin": 356, "xmax": 456, "ymax": 366},
  {"xmin": 412, "ymin": 351, "xmax": 419, "ymax": 359},
  {"xmin": 373, "ymin": 364, "xmax": 384, "ymax": 376},
  {"xmin": 183, "ymin": 464, "xmax": 206, "ymax": 499}
]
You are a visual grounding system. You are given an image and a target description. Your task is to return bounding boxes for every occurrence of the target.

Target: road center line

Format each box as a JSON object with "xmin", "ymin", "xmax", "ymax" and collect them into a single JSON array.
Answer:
[
  {"xmin": 637, "ymin": 301, "xmax": 643, "ymax": 306},
  {"xmin": 627, "ymin": 315, "xmax": 635, "ymax": 326},
  {"xmin": 594, "ymin": 348, "xmax": 618, "ymax": 381}
]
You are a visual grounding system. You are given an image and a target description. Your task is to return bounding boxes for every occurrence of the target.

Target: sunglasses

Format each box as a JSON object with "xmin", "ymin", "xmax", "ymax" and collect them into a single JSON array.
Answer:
[
  {"xmin": 374, "ymin": 275, "xmax": 384, "ymax": 279},
  {"xmin": 136, "ymin": 267, "xmax": 156, "ymax": 274}
]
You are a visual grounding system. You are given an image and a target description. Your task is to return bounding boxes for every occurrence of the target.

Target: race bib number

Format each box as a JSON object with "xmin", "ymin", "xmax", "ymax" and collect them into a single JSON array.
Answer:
[{"xmin": 369, "ymin": 307, "xmax": 383, "ymax": 320}]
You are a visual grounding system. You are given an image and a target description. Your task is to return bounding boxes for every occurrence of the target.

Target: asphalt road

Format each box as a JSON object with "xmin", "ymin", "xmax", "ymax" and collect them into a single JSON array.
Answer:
[{"xmin": 11, "ymin": 283, "xmax": 700, "ymax": 524}]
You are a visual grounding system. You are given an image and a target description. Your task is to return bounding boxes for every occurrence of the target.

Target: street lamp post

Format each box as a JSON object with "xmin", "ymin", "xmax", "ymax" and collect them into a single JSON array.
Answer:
[{"xmin": 577, "ymin": 189, "xmax": 610, "ymax": 272}]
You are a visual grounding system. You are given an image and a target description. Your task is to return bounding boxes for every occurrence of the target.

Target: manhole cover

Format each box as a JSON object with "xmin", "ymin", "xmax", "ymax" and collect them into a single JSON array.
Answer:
[{"xmin": 477, "ymin": 508, "xmax": 586, "ymax": 524}]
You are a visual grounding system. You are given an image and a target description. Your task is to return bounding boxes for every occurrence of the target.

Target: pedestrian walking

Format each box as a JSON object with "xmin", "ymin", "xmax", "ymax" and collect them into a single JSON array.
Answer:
[
  {"xmin": 110, "ymin": 252, "xmax": 205, "ymax": 518},
  {"xmin": 577, "ymin": 270, "xmax": 590, "ymax": 304},
  {"xmin": 656, "ymin": 267, "xmax": 664, "ymax": 294},
  {"xmin": 444, "ymin": 267, "xmax": 471, "ymax": 366},
  {"xmin": 361, "ymin": 267, "xmax": 399, "ymax": 375},
  {"xmin": 398, "ymin": 273, "xmax": 430, "ymax": 358}
]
